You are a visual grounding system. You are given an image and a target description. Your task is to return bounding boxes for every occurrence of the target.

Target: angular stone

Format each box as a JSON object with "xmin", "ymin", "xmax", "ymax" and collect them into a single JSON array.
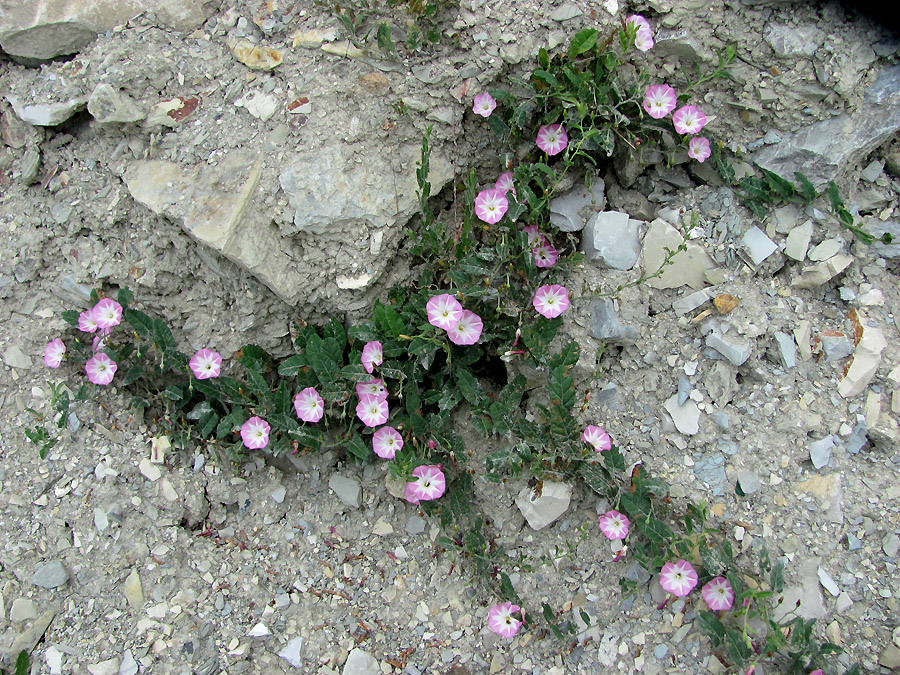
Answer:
[
  {"xmin": 706, "ymin": 330, "xmax": 752, "ymax": 366},
  {"xmin": 880, "ymin": 645, "xmax": 900, "ymax": 670},
  {"xmin": 87, "ymin": 84, "xmax": 144, "ymax": 124},
  {"xmin": 516, "ymin": 482, "xmax": 571, "ymax": 530},
  {"xmin": 550, "ymin": 179, "xmax": 605, "ymax": 232},
  {"xmin": 664, "ymin": 395, "xmax": 700, "ymax": 435},
  {"xmin": 279, "ymin": 636, "xmax": 305, "ymax": 668},
  {"xmin": 87, "ymin": 659, "xmax": 119, "ymax": 675},
  {"xmin": 235, "ymin": 91, "xmax": 279, "ymax": 121},
  {"xmin": 839, "ymin": 317, "xmax": 886, "ymax": 398},
  {"xmin": 736, "ymin": 470, "xmax": 761, "ymax": 495},
  {"xmin": 3, "ymin": 345, "xmax": 32, "ymax": 369},
  {"xmin": 764, "ymin": 23, "xmax": 824, "ymax": 57},
  {"xmin": 713, "ymin": 294, "xmax": 738, "ymax": 315},
  {"xmin": 784, "ymin": 220, "xmax": 813, "ymax": 261},
  {"xmin": 123, "ymin": 568, "xmax": 144, "ymax": 609},
  {"xmin": 773, "ymin": 331, "xmax": 796, "ymax": 369},
  {"xmin": 817, "ymin": 567, "xmax": 840, "ymax": 596},
  {"xmin": 5, "ymin": 94, "xmax": 85, "ymax": 127},
  {"xmin": 643, "ymin": 219, "xmax": 712, "ymax": 290},
  {"xmin": 817, "ymin": 331, "xmax": 853, "ymax": 362},
  {"xmin": 791, "ymin": 254, "xmax": 853, "ymax": 289},
  {"xmin": 581, "ymin": 211, "xmax": 641, "ymax": 270},
  {"xmin": 32, "ymin": 560, "xmax": 69, "ymax": 589},
  {"xmin": 230, "ymin": 39, "xmax": 284, "ymax": 70},
  {"xmin": 343, "ymin": 648, "xmax": 380, "ymax": 675},
  {"xmin": 741, "ymin": 226, "xmax": 777, "ymax": 264},
  {"xmin": 590, "ymin": 299, "xmax": 638, "ymax": 344},
  {"xmin": 10, "ymin": 598, "xmax": 38, "ymax": 622},
  {"xmin": 329, "ymin": 474, "xmax": 361, "ymax": 508},
  {"xmin": 882, "ymin": 533, "xmax": 900, "ymax": 558},
  {"xmin": 550, "ymin": 2, "xmax": 583, "ymax": 20},
  {"xmin": 809, "ymin": 435, "xmax": 834, "ymax": 469},
  {"xmin": 754, "ymin": 66, "xmax": 900, "ymax": 189},
  {"xmin": 672, "ymin": 289, "xmax": 711, "ymax": 317},
  {"xmin": 808, "ymin": 239, "xmax": 842, "ymax": 262}
]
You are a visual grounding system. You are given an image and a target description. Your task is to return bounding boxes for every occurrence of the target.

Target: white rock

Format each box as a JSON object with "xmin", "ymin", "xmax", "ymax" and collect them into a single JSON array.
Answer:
[
  {"xmin": 343, "ymin": 648, "xmax": 380, "ymax": 675},
  {"xmin": 838, "ymin": 318, "xmax": 887, "ymax": 398},
  {"xmin": 45, "ymin": 645, "xmax": 64, "ymax": 675},
  {"xmin": 664, "ymin": 395, "xmax": 701, "ymax": 435},
  {"xmin": 88, "ymin": 658, "xmax": 119, "ymax": 675},
  {"xmin": 808, "ymin": 238, "xmax": 842, "ymax": 261},
  {"xmin": 10, "ymin": 598, "xmax": 38, "ymax": 621},
  {"xmin": 119, "ymin": 650, "xmax": 138, "ymax": 675},
  {"xmin": 247, "ymin": 622, "xmax": 271, "ymax": 637},
  {"xmin": 516, "ymin": 482, "xmax": 572, "ymax": 530},
  {"xmin": 784, "ymin": 220, "xmax": 813, "ymax": 261},
  {"xmin": 278, "ymin": 636, "xmax": 305, "ymax": 668},
  {"xmin": 741, "ymin": 226, "xmax": 778, "ymax": 264},
  {"xmin": 236, "ymin": 90, "xmax": 279, "ymax": 121},
  {"xmin": 139, "ymin": 458, "xmax": 161, "ymax": 481},
  {"xmin": 817, "ymin": 567, "xmax": 840, "ymax": 596},
  {"xmin": 123, "ymin": 568, "xmax": 144, "ymax": 609}
]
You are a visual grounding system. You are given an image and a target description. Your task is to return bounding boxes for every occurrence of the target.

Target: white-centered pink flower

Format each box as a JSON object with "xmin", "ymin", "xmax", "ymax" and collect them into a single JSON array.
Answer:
[
  {"xmin": 659, "ymin": 560, "xmax": 698, "ymax": 597},
  {"xmin": 535, "ymin": 124, "xmax": 568, "ymax": 156},
  {"xmin": 688, "ymin": 136, "xmax": 711, "ymax": 163},
  {"xmin": 189, "ymin": 348, "xmax": 222, "ymax": 380},
  {"xmin": 672, "ymin": 105, "xmax": 707, "ymax": 135},
  {"xmin": 533, "ymin": 284, "xmax": 570, "ymax": 319},
  {"xmin": 487, "ymin": 602, "xmax": 522, "ymax": 638},
  {"xmin": 294, "ymin": 386, "xmax": 325, "ymax": 423},
  {"xmin": 472, "ymin": 92, "xmax": 497, "ymax": 117},
  {"xmin": 474, "ymin": 188, "xmax": 509, "ymax": 225},
  {"xmin": 78, "ymin": 309, "xmax": 99, "ymax": 333},
  {"xmin": 522, "ymin": 225, "xmax": 544, "ymax": 247},
  {"xmin": 361, "ymin": 340, "xmax": 383, "ymax": 374},
  {"xmin": 701, "ymin": 576, "xmax": 735, "ymax": 611},
  {"xmin": 92, "ymin": 298, "xmax": 123, "ymax": 330},
  {"xmin": 447, "ymin": 309, "xmax": 483, "ymax": 346},
  {"xmin": 643, "ymin": 84, "xmax": 677, "ymax": 119},
  {"xmin": 44, "ymin": 338, "xmax": 66, "ymax": 368},
  {"xmin": 634, "ymin": 26, "xmax": 654, "ymax": 51},
  {"xmin": 495, "ymin": 171, "xmax": 515, "ymax": 197},
  {"xmin": 356, "ymin": 395, "xmax": 389, "ymax": 427},
  {"xmin": 405, "ymin": 464, "xmax": 446, "ymax": 503},
  {"xmin": 85, "ymin": 353, "xmax": 117, "ymax": 386},
  {"xmin": 372, "ymin": 425, "xmax": 403, "ymax": 459},
  {"xmin": 426, "ymin": 293, "xmax": 463, "ymax": 331},
  {"xmin": 626, "ymin": 14, "xmax": 650, "ymax": 33},
  {"xmin": 533, "ymin": 241, "xmax": 559, "ymax": 268},
  {"xmin": 598, "ymin": 510, "xmax": 630, "ymax": 540},
  {"xmin": 582, "ymin": 425, "xmax": 612, "ymax": 452},
  {"xmin": 356, "ymin": 378, "xmax": 387, "ymax": 400},
  {"xmin": 241, "ymin": 416, "xmax": 270, "ymax": 449}
]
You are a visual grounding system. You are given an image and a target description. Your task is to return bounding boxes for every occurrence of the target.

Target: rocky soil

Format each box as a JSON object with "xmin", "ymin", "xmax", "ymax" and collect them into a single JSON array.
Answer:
[{"xmin": 2, "ymin": 0, "xmax": 900, "ymax": 674}]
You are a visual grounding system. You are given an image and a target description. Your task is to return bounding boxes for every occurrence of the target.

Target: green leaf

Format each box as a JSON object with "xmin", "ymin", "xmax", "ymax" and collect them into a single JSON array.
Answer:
[
  {"xmin": 603, "ymin": 446, "xmax": 626, "ymax": 472},
  {"xmin": 306, "ymin": 334, "xmax": 340, "ymax": 383},
  {"xmin": 538, "ymin": 46, "xmax": 550, "ymax": 70},
  {"xmin": 122, "ymin": 365, "xmax": 145, "ymax": 386},
  {"xmin": 486, "ymin": 114, "xmax": 510, "ymax": 142},
  {"xmin": 61, "ymin": 309, "xmax": 80, "ymax": 326},
  {"xmin": 579, "ymin": 462, "xmax": 614, "ymax": 497},
  {"xmin": 344, "ymin": 433, "xmax": 371, "ymax": 463},
  {"xmin": 531, "ymin": 69, "xmax": 560, "ymax": 87},
  {"xmin": 376, "ymin": 22, "xmax": 394, "ymax": 54},
  {"xmin": 117, "ymin": 287, "xmax": 134, "ymax": 308},
  {"xmin": 637, "ymin": 517, "xmax": 674, "ymax": 544},
  {"xmin": 197, "ymin": 410, "xmax": 219, "ymax": 438},
  {"xmin": 323, "ymin": 318, "xmax": 347, "ymax": 357},
  {"xmin": 278, "ymin": 354, "xmax": 308, "ymax": 376},
  {"xmin": 697, "ymin": 611, "xmax": 725, "ymax": 647},
  {"xmin": 373, "ymin": 300, "xmax": 406, "ymax": 338},
  {"xmin": 240, "ymin": 344, "xmax": 270, "ymax": 366},
  {"xmin": 521, "ymin": 316, "xmax": 560, "ymax": 363},
  {"xmin": 794, "ymin": 171, "xmax": 817, "ymax": 202},
  {"xmin": 152, "ymin": 318, "xmax": 177, "ymax": 353},
  {"xmin": 348, "ymin": 321, "xmax": 379, "ymax": 343},
  {"xmin": 454, "ymin": 367, "xmax": 487, "ymax": 408},
  {"xmin": 16, "ymin": 649, "xmax": 29, "ymax": 675},
  {"xmin": 124, "ymin": 308, "xmax": 154, "ymax": 339},
  {"xmin": 243, "ymin": 367, "xmax": 269, "ymax": 398},
  {"xmin": 770, "ymin": 556, "xmax": 785, "ymax": 593},
  {"xmin": 216, "ymin": 407, "xmax": 244, "ymax": 439},
  {"xmin": 215, "ymin": 376, "xmax": 250, "ymax": 404},
  {"xmin": 827, "ymin": 180, "xmax": 843, "ymax": 213},
  {"xmin": 618, "ymin": 492, "xmax": 652, "ymax": 519},
  {"xmin": 568, "ymin": 28, "xmax": 599, "ymax": 60},
  {"xmin": 701, "ymin": 544, "xmax": 730, "ymax": 576},
  {"xmin": 340, "ymin": 363, "xmax": 371, "ymax": 383},
  {"xmin": 763, "ymin": 168, "xmax": 796, "ymax": 199},
  {"xmin": 499, "ymin": 572, "xmax": 520, "ymax": 603}
]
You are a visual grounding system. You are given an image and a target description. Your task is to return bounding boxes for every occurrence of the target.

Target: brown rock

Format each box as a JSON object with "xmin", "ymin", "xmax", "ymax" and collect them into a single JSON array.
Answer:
[
  {"xmin": 358, "ymin": 72, "xmax": 390, "ymax": 95},
  {"xmin": 713, "ymin": 294, "xmax": 739, "ymax": 314},
  {"xmin": 230, "ymin": 39, "xmax": 284, "ymax": 70}
]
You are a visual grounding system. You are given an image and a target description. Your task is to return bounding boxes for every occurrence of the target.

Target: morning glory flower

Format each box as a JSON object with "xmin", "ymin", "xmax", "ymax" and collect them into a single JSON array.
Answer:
[
  {"xmin": 446, "ymin": 310, "xmax": 483, "ymax": 346},
  {"xmin": 189, "ymin": 348, "xmax": 222, "ymax": 380},
  {"xmin": 672, "ymin": 105, "xmax": 707, "ymax": 135},
  {"xmin": 472, "ymin": 92, "xmax": 497, "ymax": 117},
  {"xmin": 78, "ymin": 310, "xmax": 99, "ymax": 333},
  {"xmin": 598, "ymin": 510, "xmax": 630, "ymax": 540},
  {"xmin": 356, "ymin": 378, "xmax": 387, "ymax": 400},
  {"xmin": 361, "ymin": 341, "xmax": 383, "ymax": 374},
  {"xmin": 92, "ymin": 298, "xmax": 123, "ymax": 330},
  {"xmin": 688, "ymin": 136, "xmax": 711, "ymax": 163},
  {"xmin": 532, "ymin": 241, "xmax": 559, "ymax": 268},
  {"xmin": 659, "ymin": 560, "xmax": 699, "ymax": 597},
  {"xmin": 643, "ymin": 84, "xmax": 677, "ymax": 119},
  {"xmin": 535, "ymin": 124, "xmax": 568, "ymax": 156},
  {"xmin": 372, "ymin": 425, "xmax": 403, "ymax": 459},
  {"xmin": 532, "ymin": 284, "xmax": 570, "ymax": 319},
  {"xmin": 85, "ymin": 353, "xmax": 117, "ymax": 386},
  {"xmin": 426, "ymin": 293, "xmax": 463, "ymax": 331},
  {"xmin": 241, "ymin": 416, "xmax": 270, "ymax": 450},
  {"xmin": 701, "ymin": 576, "xmax": 735, "ymax": 611},
  {"xmin": 405, "ymin": 464, "xmax": 446, "ymax": 503},
  {"xmin": 356, "ymin": 395, "xmax": 389, "ymax": 427},
  {"xmin": 293, "ymin": 386, "xmax": 325, "ymax": 423},
  {"xmin": 474, "ymin": 188, "xmax": 509, "ymax": 224},
  {"xmin": 487, "ymin": 602, "xmax": 522, "ymax": 638},
  {"xmin": 582, "ymin": 425, "xmax": 612, "ymax": 451},
  {"xmin": 44, "ymin": 338, "xmax": 66, "ymax": 368}
]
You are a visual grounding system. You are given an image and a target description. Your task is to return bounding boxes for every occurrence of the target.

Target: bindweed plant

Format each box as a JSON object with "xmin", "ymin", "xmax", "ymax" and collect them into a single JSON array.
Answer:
[{"xmin": 35, "ymin": 14, "xmax": 861, "ymax": 675}]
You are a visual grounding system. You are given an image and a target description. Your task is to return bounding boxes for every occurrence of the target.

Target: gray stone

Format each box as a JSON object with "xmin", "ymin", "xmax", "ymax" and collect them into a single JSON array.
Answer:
[
  {"xmin": 736, "ymin": 470, "xmax": 761, "ymax": 495},
  {"xmin": 549, "ymin": 179, "xmax": 605, "ymax": 232},
  {"xmin": 860, "ymin": 160, "xmax": 884, "ymax": 182},
  {"xmin": 516, "ymin": 481, "xmax": 571, "ymax": 530},
  {"xmin": 87, "ymin": 84, "xmax": 144, "ymax": 124},
  {"xmin": 773, "ymin": 331, "xmax": 796, "ymax": 369},
  {"xmin": 643, "ymin": 219, "xmax": 713, "ymax": 290},
  {"xmin": 867, "ymin": 221, "xmax": 900, "ymax": 259},
  {"xmin": 10, "ymin": 598, "xmax": 38, "ymax": 622},
  {"xmin": 704, "ymin": 361, "xmax": 737, "ymax": 407},
  {"xmin": 809, "ymin": 435, "xmax": 834, "ymax": 469},
  {"xmin": 20, "ymin": 148, "xmax": 41, "ymax": 185},
  {"xmin": 817, "ymin": 567, "xmax": 840, "ymax": 596},
  {"xmin": 693, "ymin": 454, "xmax": 728, "ymax": 496},
  {"xmin": 846, "ymin": 423, "xmax": 868, "ymax": 454},
  {"xmin": 405, "ymin": 516, "xmax": 426, "ymax": 535},
  {"xmin": 819, "ymin": 333, "xmax": 853, "ymax": 362},
  {"xmin": 754, "ymin": 66, "xmax": 900, "ymax": 189},
  {"xmin": 653, "ymin": 644, "xmax": 669, "ymax": 659},
  {"xmin": 883, "ymin": 533, "xmax": 900, "ymax": 558},
  {"xmin": 742, "ymin": 226, "xmax": 778, "ymax": 265},
  {"xmin": 773, "ymin": 559, "xmax": 825, "ymax": 622},
  {"xmin": 581, "ymin": 211, "xmax": 641, "ymax": 270},
  {"xmin": 784, "ymin": 220, "xmax": 813, "ymax": 261},
  {"xmin": 672, "ymin": 289, "xmax": 712, "ymax": 317},
  {"xmin": 119, "ymin": 651, "xmax": 138, "ymax": 675},
  {"xmin": 329, "ymin": 474, "xmax": 361, "ymax": 508},
  {"xmin": 846, "ymin": 533, "xmax": 862, "ymax": 551},
  {"xmin": 278, "ymin": 636, "xmax": 305, "ymax": 668},
  {"xmin": 880, "ymin": 645, "xmax": 900, "ymax": 670},
  {"xmin": 763, "ymin": 23, "xmax": 824, "ymax": 57},
  {"xmin": 623, "ymin": 562, "xmax": 651, "ymax": 585},
  {"xmin": 589, "ymin": 299, "xmax": 638, "ymax": 344},
  {"xmin": 32, "ymin": 560, "xmax": 69, "ymax": 589},
  {"xmin": 343, "ymin": 648, "xmax": 380, "ymax": 675},
  {"xmin": 677, "ymin": 376, "xmax": 691, "ymax": 405},
  {"xmin": 550, "ymin": 2, "xmax": 583, "ymax": 20},
  {"xmin": 664, "ymin": 395, "xmax": 700, "ymax": 435},
  {"xmin": 5, "ymin": 94, "xmax": 86, "ymax": 127},
  {"xmin": 791, "ymin": 254, "xmax": 853, "ymax": 289},
  {"xmin": 706, "ymin": 330, "xmax": 752, "ymax": 366},
  {"xmin": 808, "ymin": 239, "xmax": 842, "ymax": 262},
  {"xmin": 3, "ymin": 345, "xmax": 32, "ymax": 370}
]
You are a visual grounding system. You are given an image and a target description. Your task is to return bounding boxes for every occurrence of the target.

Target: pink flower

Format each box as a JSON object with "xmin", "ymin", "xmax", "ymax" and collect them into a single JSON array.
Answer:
[
  {"xmin": 582, "ymin": 425, "xmax": 612, "ymax": 451},
  {"xmin": 372, "ymin": 425, "xmax": 403, "ymax": 459},
  {"xmin": 598, "ymin": 510, "xmax": 630, "ymax": 540},
  {"xmin": 356, "ymin": 395, "xmax": 389, "ymax": 427},
  {"xmin": 535, "ymin": 124, "xmax": 568, "ymax": 156},
  {"xmin": 532, "ymin": 284, "xmax": 570, "ymax": 319},
  {"xmin": 522, "ymin": 225, "xmax": 544, "ymax": 247},
  {"xmin": 78, "ymin": 310, "xmax": 99, "ymax": 333},
  {"xmin": 426, "ymin": 294, "xmax": 463, "ymax": 331},
  {"xmin": 85, "ymin": 353, "xmax": 117, "ymax": 386},
  {"xmin": 356, "ymin": 378, "xmax": 387, "ymax": 400},
  {"xmin": 447, "ymin": 310, "xmax": 483, "ymax": 346},
  {"xmin": 361, "ymin": 341, "xmax": 383, "ymax": 374},
  {"xmin": 405, "ymin": 464, "xmax": 446, "ymax": 502},
  {"xmin": 189, "ymin": 348, "xmax": 222, "ymax": 380},
  {"xmin": 44, "ymin": 338, "xmax": 66, "ymax": 368},
  {"xmin": 626, "ymin": 14, "xmax": 650, "ymax": 33},
  {"xmin": 532, "ymin": 241, "xmax": 558, "ymax": 268},
  {"xmin": 659, "ymin": 560, "xmax": 698, "ymax": 597},
  {"xmin": 643, "ymin": 84, "xmax": 677, "ymax": 119},
  {"xmin": 487, "ymin": 602, "xmax": 522, "ymax": 638},
  {"xmin": 808, "ymin": 671, "xmax": 823, "ymax": 675},
  {"xmin": 688, "ymin": 136, "xmax": 711, "ymax": 163},
  {"xmin": 474, "ymin": 188, "xmax": 509, "ymax": 224},
  {"xmin": 241, "ymin": 416, "xmax": 270, "ymax": 449},
  {"xmin": 91, "ymin": 331, "xmax": 110, "ymax": 353},
  {"xmin": 404, "ymin": 481, "xmax": 421, "ymax": 504},
  {"xmin": 472, "ymin": 92, "xmax": 497, "ymax": 117},
  {"xmin": 92, "ymin": 298, "xmax": 123, "ymax": 330},
  {"xmin": 672, "ymin": 105, "xmax": 707, "ymax": 135},
  {"xmin": 702, "ymin": 576, "xmax": 735, "ymax": 611},
  {"xmin": 634, "ymin": 26, "xmax": 654, "ymax": 51},
  {"xmin": 495, "ymin": 171, "xmax": 515, "ymax": 197},
  {"xmin": 293, "ymin": 387, "xmax": 325, "ymax": 423}
]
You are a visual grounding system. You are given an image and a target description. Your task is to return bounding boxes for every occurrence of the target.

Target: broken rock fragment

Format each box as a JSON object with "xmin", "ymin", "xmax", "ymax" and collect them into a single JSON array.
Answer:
[
  {"xmin": 516, "ymin": 482, "xmax": 571, "ymax": 530},
  {"xmin": 838, "ymin": 312, "xmax": 887, "ymax": 398}
]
